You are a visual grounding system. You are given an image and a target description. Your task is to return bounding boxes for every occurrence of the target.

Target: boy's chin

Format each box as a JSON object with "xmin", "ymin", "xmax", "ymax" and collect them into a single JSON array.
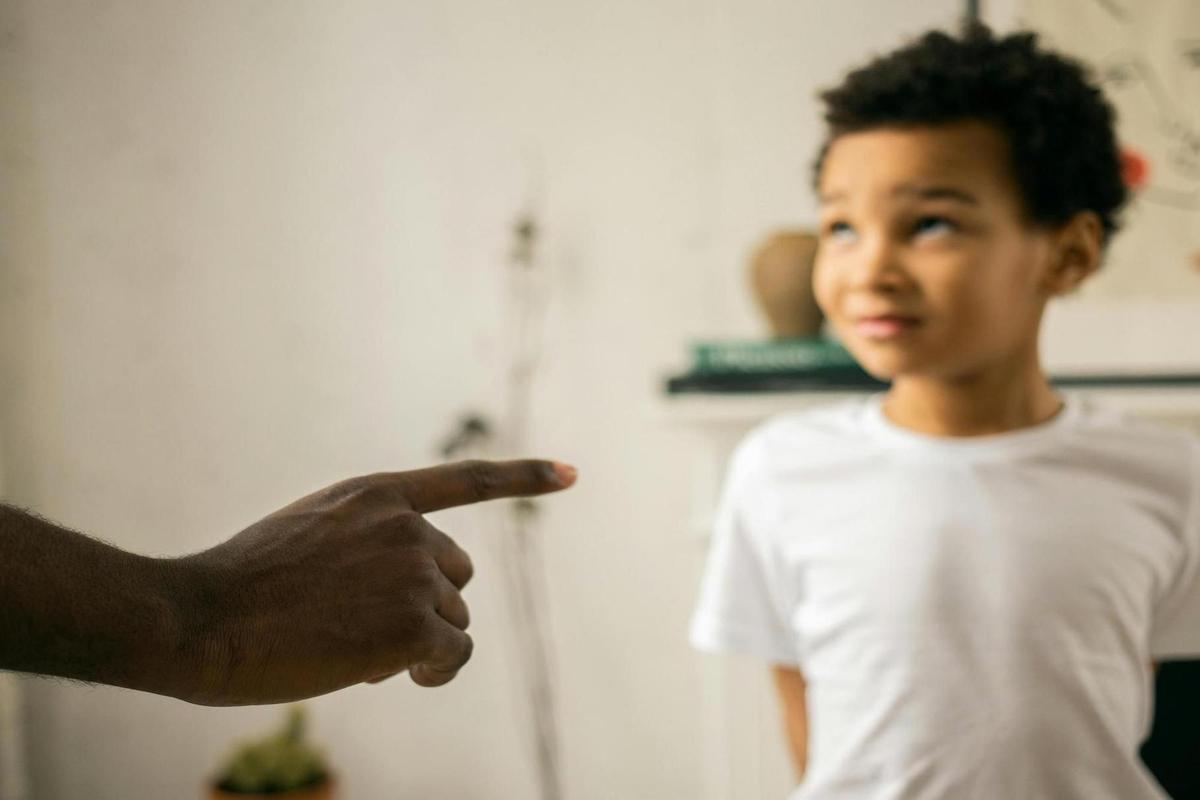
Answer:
[
  {"xmin": 843, "ymin": 345, "xmax": 894, "ymax": 379},
  {"xmin": 849, "ymin": 349, "xmax": 931, "ymax": 383}
]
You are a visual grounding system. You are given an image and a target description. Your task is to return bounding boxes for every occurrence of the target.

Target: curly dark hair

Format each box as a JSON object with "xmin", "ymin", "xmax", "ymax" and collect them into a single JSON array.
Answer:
[{"xmin": 814, "ymin": 23, "xmax": 1128, "ymax": 243}]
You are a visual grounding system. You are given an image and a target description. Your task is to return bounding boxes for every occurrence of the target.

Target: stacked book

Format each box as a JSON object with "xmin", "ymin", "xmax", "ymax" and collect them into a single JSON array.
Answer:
[
  {"xmin": 666, "ymin": 339, "xmax": 1200, "ymax": 395},
  {"xmin": 666, "ymin": 338, "xmax": 886, "ymax": 394}
]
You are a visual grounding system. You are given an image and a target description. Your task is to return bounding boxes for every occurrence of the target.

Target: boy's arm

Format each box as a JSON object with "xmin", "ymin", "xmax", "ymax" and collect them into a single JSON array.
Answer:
[{"xmin": 772, "ymin": 665, "xmax": 809, "ymax": 779}]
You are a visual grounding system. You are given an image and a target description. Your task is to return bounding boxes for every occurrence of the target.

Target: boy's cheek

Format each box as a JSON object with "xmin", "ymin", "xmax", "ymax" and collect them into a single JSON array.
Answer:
[
  {"xmin": 811, "ymin": 263, "xmax": 832, "ymax": 314},
  {"xmin": 822, "ymin": 307, "xmax": 855, "ymax": 347},
  {"xmin": 812, "ymin": 267, "xmax": 846, "ymax": 328}
]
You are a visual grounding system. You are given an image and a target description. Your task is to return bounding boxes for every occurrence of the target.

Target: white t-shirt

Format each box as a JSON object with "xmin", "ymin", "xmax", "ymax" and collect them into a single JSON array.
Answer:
[{"xmin": 690, "ymin": 394, "xmax": 1200, "ymax": 800}]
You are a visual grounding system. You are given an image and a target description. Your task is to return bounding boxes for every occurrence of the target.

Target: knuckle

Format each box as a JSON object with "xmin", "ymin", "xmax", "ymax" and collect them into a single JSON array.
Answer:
[
  {"xmin": 522, "ymin": 459, "xmax": 549, "ymax": 485},
  {"xmin": 395, "ymin": 606, "xmax": 431, "ymax": 643},
  {"xmin": 334, "ymin": 477, "xmax": 386, "ymax": 509},
  {"xmin": 458, "ymin": 551, "xmax": 475, "ymax": 584},
  {"xmin": 381, "ymin": 513, "xmax": 434, "ymax": 551},
  {"xmin": 392, "ymin": 558, "xmax": 440, "ymax": 605},
  {"xmin": 389, "ymin": 511, "xmax": 429, "ymax": 545},
  {"xmin": 314, "ymin": 475, "xmax": 365, "ymax": 505},
  {"xmin": 453, "ymin": 632, "xmax": 474, "ymax": 668},
  {"xmin": 461, "ymin": 459, "xmax": 502, "ymax": 498},
  {"xmin": 408, "ymin": 556, "xmax": 442, "ymax": 589},
  {"xmin": 453, "ymin": 599, "xmax": 472, "ymax": 631}
]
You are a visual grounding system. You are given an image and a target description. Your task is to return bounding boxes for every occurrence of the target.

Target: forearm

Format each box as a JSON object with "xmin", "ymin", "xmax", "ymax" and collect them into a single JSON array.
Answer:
[
  {"xmin": 0, "ymin": 505, "xmax": 192, "ymax": 697},
  {"xmin": 772, "ymin": 665, "xmax": 809, "ymax": 779},
  {"xmin": 782, "ymin": 706, "xmax": 808, "ymax": 778}
]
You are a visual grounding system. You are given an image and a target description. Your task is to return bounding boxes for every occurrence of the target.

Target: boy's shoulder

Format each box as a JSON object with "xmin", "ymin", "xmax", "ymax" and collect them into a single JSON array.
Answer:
[
  {"xmin": 731, "ymin": 396, "xmax": 877, "ymax": 475},
  {"xmin": 1077, "ymin": 401, "xmax": 1200, "ymax": 504},
  {"xmin": 1068, "ymin": 397, "xmax": 1200, "ymax": 465},
  {"xmin": 747, "ymin": 396, "xmax": 873, "ymax": 444}
]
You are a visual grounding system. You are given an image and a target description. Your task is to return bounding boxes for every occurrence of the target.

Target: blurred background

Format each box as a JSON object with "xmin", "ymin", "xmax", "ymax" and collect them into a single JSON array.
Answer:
[{"xmin": 1, "ymin": 1, "xmax": 1198, "ymax": 798}]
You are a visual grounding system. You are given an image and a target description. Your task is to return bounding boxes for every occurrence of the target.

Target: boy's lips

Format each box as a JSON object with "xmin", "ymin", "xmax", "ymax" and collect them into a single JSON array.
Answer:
[{"xmin": 853, "ymin": 314, "xmax": 922, "ymax": 340}]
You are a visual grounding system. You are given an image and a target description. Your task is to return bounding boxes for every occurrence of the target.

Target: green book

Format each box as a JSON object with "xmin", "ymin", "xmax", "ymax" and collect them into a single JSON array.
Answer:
[{"xmin": 690, "ymin": 338, "xmax": 858, "ymax": 374}]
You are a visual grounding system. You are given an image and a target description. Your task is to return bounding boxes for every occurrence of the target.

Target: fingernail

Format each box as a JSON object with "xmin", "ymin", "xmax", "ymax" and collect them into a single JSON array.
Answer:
[{"xmin": 552, "ymin": 462, "xmax": 578, "ymax": 486}]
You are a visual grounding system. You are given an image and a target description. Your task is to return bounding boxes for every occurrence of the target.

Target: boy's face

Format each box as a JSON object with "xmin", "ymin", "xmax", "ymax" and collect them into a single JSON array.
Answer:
[{"xmin": 813, "ymin": 121, "xmax": 1064, "ymax": 382}]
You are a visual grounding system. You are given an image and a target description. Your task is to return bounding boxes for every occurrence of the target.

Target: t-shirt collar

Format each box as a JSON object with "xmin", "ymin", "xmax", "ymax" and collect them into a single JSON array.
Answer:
[{"xmin": 860, "ymin": 392, "xmax": 1082, "ymax": 459}]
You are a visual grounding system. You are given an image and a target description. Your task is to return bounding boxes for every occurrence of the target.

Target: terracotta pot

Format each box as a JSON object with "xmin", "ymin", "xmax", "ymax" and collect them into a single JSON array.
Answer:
[
  {"xmin": 209, "ymin": 778, "xmax": 335, "ymax": 800},
  {"xmin": 748, "ymin": 230, "xmax": 824, "ymax": 338}
]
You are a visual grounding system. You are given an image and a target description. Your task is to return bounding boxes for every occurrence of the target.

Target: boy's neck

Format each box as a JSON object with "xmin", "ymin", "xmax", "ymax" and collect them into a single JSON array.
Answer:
[{"xmin": 882, "ymin": 354, "xmax": 1064, "ymax": 438}]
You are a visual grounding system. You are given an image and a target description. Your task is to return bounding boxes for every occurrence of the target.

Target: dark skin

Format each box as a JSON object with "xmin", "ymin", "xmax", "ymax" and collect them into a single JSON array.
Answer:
[{"xmin": 0, "ymin": 458, "xmax": 577, "ymax": 706}]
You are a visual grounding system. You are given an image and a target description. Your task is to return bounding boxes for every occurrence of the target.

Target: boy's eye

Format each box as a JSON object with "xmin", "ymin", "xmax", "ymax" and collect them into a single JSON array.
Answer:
[
  {"xmin": 824, "ymin": 220, "xmax": 858, "ymax": 244},
  {"xmin": 913, "ymin": 216, "xmax": 956, "ymax": 238}
]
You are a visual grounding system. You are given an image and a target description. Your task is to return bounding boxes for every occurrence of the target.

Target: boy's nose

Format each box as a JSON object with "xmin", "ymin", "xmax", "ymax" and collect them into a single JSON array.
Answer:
[{"xmin": 849, "ymin": 236, "xmax": 910, "ymax": 292}]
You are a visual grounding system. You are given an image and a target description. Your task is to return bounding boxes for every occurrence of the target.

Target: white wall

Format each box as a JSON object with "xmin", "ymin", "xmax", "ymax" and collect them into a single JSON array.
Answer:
[{"xmin": 4, "ymin": 2, "xmax": 1198, "ymax": 799}]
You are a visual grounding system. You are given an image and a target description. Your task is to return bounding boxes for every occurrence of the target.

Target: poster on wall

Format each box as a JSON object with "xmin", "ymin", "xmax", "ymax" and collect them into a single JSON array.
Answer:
[{"xmin": 1018, "ymin": 0, "xmax": 1200, "ymax": 300}]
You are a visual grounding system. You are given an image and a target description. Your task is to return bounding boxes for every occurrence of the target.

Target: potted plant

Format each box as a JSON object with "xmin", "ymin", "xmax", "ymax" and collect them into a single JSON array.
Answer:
[{"xmin": 210, "ymin": 706, "xmax": 334, "ymax": 799}]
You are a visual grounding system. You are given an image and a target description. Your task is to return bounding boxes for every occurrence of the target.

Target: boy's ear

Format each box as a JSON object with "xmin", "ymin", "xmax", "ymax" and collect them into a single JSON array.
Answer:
[{"xmin": 1043, "ymin": 212, "xmax": 1103, "ymax": 296}]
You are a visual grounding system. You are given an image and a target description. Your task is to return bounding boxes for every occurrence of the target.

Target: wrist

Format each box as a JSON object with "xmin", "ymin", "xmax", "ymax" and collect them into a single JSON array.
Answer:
[
  {"xmin": 42, "ymin": 550, "xmax": 197, "ymax": 699},
  {"xmin": 150, "ymin": 554, "xmax": 234, "ymax": 705}
]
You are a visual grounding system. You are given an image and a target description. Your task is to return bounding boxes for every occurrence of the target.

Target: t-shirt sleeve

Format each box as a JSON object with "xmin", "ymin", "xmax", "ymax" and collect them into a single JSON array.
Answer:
[
  {"xmin": 1151, "ymin": 436, "xmax": 1200, "ymax": 659},
  {"xmin": 689, "ymin": 436, "xmax": 800, "ymax": 666}
]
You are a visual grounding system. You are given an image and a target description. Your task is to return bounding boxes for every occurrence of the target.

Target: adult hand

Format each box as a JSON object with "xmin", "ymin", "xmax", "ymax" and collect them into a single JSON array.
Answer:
[{"xmin": 174, "ymin": 459, "xmax": 576, "ymax": 705}]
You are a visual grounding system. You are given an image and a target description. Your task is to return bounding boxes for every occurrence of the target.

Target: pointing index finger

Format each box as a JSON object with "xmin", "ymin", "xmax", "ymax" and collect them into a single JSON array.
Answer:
[{"xmin": 389, "ymin": 459, "xmax": 577, "ymax": 513}]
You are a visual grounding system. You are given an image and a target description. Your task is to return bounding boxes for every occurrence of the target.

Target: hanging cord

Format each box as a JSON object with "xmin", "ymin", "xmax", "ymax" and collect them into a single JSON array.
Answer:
[
  {"xmin": 436, "ymin": 209, "xmax": 564, "ymax": 799},
  {"xmin": 500, "ymin": 212, "xmax": 565, "ymax": 800}
]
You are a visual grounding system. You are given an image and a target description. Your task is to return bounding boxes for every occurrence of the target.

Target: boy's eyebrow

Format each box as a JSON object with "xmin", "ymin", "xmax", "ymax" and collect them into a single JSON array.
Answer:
[
  {"xmin": 892, "ymin": 183, "xmax": 980, "ymax": 205},
  {"xmin": 818, "ymin": 184, "xmax": 981, "ymax": 207}
]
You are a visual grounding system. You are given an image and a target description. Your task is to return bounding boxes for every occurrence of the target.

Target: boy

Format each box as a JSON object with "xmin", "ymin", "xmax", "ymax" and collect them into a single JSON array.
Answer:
[{"xmin": 690, "ymin": 24, "xmax": 1200, "ymax": 800}]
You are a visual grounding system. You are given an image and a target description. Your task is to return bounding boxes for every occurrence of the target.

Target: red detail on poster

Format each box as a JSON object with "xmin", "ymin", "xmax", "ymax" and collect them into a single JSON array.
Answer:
[{"xmin": 1121, "ymin": 147, "xmax": 1150, "ymax": 191}]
